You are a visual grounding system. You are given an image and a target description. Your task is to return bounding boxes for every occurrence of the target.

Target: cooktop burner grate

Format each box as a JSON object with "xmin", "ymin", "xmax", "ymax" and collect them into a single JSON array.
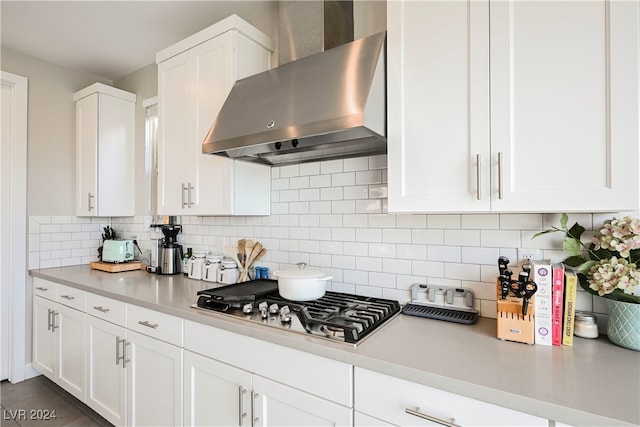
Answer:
[{"xmin": 194, "ymin": 284, "xmax": 400, "ymax": 345}]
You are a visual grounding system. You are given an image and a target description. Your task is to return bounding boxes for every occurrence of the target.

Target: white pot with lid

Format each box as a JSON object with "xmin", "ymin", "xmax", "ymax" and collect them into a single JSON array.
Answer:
[{"xmin": 274, "ymin": 263, "xmax": 333, "ymax": 301}]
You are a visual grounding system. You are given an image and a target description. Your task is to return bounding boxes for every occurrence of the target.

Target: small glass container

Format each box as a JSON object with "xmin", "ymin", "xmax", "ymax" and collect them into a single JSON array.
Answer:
[{"xmin": 574, "ymin": 312, "xmax": 599, "ymax": 339}]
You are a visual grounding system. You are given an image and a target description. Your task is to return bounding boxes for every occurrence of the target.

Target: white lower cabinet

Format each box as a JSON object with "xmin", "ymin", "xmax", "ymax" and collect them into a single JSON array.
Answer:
[
  {"xmin": 354, "ymin": 367, "xmax": 546, "ymax": 427},
  {"xmin": 86, "ymin": 314, "xmax": 127, "ymax": 426},
  {"xmin": 184, "ymin": 350, "xmax": 252, "ymax": 426},
  {"xmin": 184, "ymin": 320, "xmax": 353, "ymax": 427},
  {"xmin": 127, "ymin": 330, "xmax": 183, "ymax": 426},
  {"xmin": 32, "ymin": 279, "xmax": 86, "ymax": 402},
  {"xmin": 252, "ymin": 375, "xmax": 352, "ymax": 427}
]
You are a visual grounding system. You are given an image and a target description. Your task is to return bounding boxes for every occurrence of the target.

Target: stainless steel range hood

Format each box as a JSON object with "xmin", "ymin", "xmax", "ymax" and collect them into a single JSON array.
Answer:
[{"xmin": 201, "ymin": 30, "xmax": 386, "ymax": 165}]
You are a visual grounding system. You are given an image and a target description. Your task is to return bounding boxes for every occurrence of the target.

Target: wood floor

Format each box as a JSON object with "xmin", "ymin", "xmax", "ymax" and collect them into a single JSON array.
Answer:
[{"xmin": 1, "ymin": 376, "xmax": 112, "ymax": 427}]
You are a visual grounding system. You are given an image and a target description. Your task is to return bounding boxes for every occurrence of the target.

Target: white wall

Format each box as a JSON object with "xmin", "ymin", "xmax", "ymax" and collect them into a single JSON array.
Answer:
[{"xmin": 1, "ymin": 47, "xmax": 112, "ymax": 216}]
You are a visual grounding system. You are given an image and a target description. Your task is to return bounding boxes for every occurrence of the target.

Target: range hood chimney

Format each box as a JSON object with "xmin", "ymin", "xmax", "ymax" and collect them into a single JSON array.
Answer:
[{"xmin": 202, "ymin": 1, "xmax": 386, "ymax": 166}]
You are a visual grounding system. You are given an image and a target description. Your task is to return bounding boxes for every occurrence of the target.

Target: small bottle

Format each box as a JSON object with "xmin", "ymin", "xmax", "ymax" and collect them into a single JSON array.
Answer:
[
  {"xmin": 183, "ymin": 247, "xmax": 193, "ymax": 275},
  {"xmin": 574, "ymin": 312, "xmax": 599, "ymax": 339}
]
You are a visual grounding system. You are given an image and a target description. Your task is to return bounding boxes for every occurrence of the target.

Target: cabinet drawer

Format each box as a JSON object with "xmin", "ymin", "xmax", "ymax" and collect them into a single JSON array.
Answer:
[
  {"xmin": 33, "ymin": 278, "xmax": 57, "ymax": 300},
  {"xmin": 86, "ymin": 293, "xmax": 126, "ymax": 325},
  {"xmin": 56, "ymin": 284, "xmax": 86, "ymax": 311},
  {"xmin": 127, "ymin": 304, "xmax": 183, "ymax": 346},
  {"xmin": 354, "ymin": 368, "xmax": 546, "ymax": 427}
]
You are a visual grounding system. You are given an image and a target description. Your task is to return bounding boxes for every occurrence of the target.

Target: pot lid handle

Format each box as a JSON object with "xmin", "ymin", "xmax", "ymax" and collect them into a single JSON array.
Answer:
[{"xmin": 297, "ymin": 262, "xmax": 307, "ymax": 270}]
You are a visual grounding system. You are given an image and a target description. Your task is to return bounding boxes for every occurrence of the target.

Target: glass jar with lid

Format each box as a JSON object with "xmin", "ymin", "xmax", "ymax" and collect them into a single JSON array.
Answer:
[{"xmin": 574, "ymin": 312, "xmax": 599, "ymax": 339}]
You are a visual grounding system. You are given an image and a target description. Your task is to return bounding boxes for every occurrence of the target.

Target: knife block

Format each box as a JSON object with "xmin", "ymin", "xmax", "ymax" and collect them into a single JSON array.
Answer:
[{"xmin": 496, "ymin": 279, "xmax": 535, "ymax": 345}]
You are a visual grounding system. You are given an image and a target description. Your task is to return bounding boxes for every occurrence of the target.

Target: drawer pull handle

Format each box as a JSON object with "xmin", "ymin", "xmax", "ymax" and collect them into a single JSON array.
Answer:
[
  {"xmin": 93, "ymin": 306, "xmax": 110, "ymax": 313},
  {"xmin": 60, "ymin": 295, "xmax": 75, "ymax": 300},
  {"xmin": 51, "ymin": 311, "xmax": 59, "ymax": 332},
  {"xmin": 138, "ymin": 320, "xmax": 159, "ymax": 329},
  {"xmin": 405, "ymin": 407, "xmax": 458, "ymax": 427},
  {"xmin": 35, "ymin": 287, "xmax": 48, "ymax": 292}
]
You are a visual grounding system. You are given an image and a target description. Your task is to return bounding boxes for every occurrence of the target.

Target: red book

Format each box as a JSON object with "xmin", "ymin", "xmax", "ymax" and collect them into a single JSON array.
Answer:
[{"xmin": 551, "ymin": 264, "xmax": 565, "ymax": 346}]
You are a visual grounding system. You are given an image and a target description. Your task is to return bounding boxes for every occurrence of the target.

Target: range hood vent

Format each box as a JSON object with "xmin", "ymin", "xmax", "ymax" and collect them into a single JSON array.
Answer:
[{"xmin": 201, "ymin": 30, "xmax": 386, "ymax": 166}]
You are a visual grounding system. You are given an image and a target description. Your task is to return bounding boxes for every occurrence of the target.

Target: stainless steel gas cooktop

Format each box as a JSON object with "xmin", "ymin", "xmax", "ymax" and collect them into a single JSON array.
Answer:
[{"xmin": 191, "ymin": 280, "xmax": 400, "ymax": 346}]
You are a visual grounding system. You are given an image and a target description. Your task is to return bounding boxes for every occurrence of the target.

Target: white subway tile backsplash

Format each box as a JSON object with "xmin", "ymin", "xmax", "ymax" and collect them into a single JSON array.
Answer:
[
  {"xmin": 444, "ymin": 230, "xmax": 480, "ymax": 246},
  {"xmin": 299, "ymin": 162, "xmax": 320, "ymax": 176},
  {"xmin": 321, "ymin": 159, "xmax": 343, "ymax": 174},
  {"xmin": 382, "ymin": 228, "xmax": 412, "ymax": 244},
  {"xmin": 344, "ymin": 157, "xmax": 369, "ymax": 172},
  {"xmin": 355, "ymin": 170, "xmax": 382, "ymax": 185},
  {"xmin": 28, "ymin": 156, "xmax": 608, "ymax": 320},
  {"xmin": 310, "ymin": 174, "xmax": 331, "ymax": 188},
  {"xmin": 332, "ymin": 200, "xmax": 356, "ymax": 214}
]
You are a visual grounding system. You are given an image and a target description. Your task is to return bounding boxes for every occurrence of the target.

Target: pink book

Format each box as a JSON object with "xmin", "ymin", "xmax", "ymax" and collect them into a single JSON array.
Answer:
[{"xmin": 552, "ymin": 264, "xmax": 565, "ymax": 346}]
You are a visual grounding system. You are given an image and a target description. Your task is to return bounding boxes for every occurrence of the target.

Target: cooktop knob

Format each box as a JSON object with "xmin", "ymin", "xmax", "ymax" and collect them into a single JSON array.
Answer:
[
  {"xmin": 269, "ymin": 303, "xmax": 279, "ymax": 315},
  {"xmin": 279, "ymin": 306, "xmax": 291, "ymax": 323},
  {"xmin": 258, "ymin": 302, "xmax": 268, "ymax": 319},
  {"xmin": 242, "ymin": 303, "xmax": 253, "ymax": 314}
]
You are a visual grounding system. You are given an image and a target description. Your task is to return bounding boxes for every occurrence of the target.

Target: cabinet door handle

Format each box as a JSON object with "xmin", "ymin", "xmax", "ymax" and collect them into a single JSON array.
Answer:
[
  {"xmin": 92, "ymin": 306, "xmax": 110, "ymax": 313},
  {"xmin": 405, "ymin": 407, "xmax": 459, "ymax": 427},
  {"xmin": 137, "ymin": 320, "xmax": 158, "ymax": 329},
  {"xmin": 188, "ymin": 182, "xmax": 194, "ymax": 208},
  {"xmin": 251, "ymin": 391, "xmax": 260, "ymax": 425},
  {"xmin": 35, "ymin": 286, "xmax": 48, "ymax": 292},
  {"xmin": 88, "ymin": 192, "xmax": 95, "ymax": 211},
  {"xmin": 475, "ymin": 154, "xmax": 481, "ymax": 200},
  {"xmin": 60, "ymin": 295, "xmax": 75, "ymax": 300},
  {"xmin": 182, "ymin": 183, "xmax": 188, "ymax": 208},
  {"xmin": 497, "ymin": 152, "xmax": 504, "ymax": 199},
  {"xmin": 47, "ymin": 309, "xmax": 53, "ymax": 331},
  {"xmin": 115, "ymin": 336, "xmax": 124, "ymax": 366},
  {"xmin": 239, "ymin": 387, "xmax": 248, "ymax": 425},
  {"xmin": 51, "ymin": 311, "xmax": 59, "ymax": 331},
  {"xmin": 122, "ymin": 340, "xmax": 130, "ymax": 369}
]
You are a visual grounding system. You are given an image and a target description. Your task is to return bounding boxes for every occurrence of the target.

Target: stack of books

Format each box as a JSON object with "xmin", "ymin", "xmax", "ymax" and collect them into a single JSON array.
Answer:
[{"xmin": 532, "ymin": 260, "xmax": 578, "ymax": 346}]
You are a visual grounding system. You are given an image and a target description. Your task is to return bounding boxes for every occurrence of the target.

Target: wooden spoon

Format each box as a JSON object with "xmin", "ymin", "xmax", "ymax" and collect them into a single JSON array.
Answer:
[
  {"xmin": 224, "ymin": 243, "xmax": 243, "ymax": 281},
  {"xmin": 241, "ymin": 242, "xmax": 262, "ymax": 281},
  {"xmin": 244, "ymin": 240, "xmax": 254, "ymax": 267},
  {"xmin": 237, "ymin": 239, "xmax": 246, "ymax": 266}
]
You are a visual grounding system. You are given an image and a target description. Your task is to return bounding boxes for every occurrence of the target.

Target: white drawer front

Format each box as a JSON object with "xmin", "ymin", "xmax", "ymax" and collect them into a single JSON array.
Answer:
[
  {"xmin": 127, "ymin": 304, "xmax": 183, "ymax": 346},
  {"xmin": 86, "ymin": 293, "xmax": 127, "ymax": 326},
  {"xmin": 185, "ymin": 320, "xmax": 353, "ymax": 407},
  {"xmin": 56, "ymin": 284, "xmax": 86, "ymax": 311},
  {"xmin": 33, "ymin": 278, "xmax": 57, "ymax": 300},
  {"xmin": 354, "ymin": 368, "xmax": 547, "ymax": 427}
]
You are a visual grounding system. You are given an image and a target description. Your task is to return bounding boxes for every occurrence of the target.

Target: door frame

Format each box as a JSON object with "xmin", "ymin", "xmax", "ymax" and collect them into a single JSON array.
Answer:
[{"xmin": 1, "ymin": 70, "xmax": 30, "ymax": 382}]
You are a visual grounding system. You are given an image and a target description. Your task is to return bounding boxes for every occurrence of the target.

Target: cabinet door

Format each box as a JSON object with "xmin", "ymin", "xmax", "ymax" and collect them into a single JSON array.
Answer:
[
  {"xmin": 490, "ymin": 0, "xmax": 639, "ymax": 212},
  {"xmin": 96, "ymin": 94, "xmax": 135, "ymax": 217},
  {"xmin": 184, "ymin": 351, "xmax": 252, "ymax": 427},
  {"xmin": 75, "ymin": 94, "xmax": 98, "ymax": 216},
  {"xmin": 86, "ymin": 315, "xmax": 126, "ymax": 426},
  {"xmin": 189, "ymin": 32, "xmax": 235, "ymax": 215},
  {"xmin": 387, "ymin": 0, "xmax": 490, "ymax": 213},
  {"xmin": 126, "ymin": 330, "xmax": 182, "ymax": 427},
  {"xmin": 56, "ymin": 304, "xmax": 86, "ymax": 401},
  {"xmin": 32, "ymin": 296, "xmax": 56, "ymax": 380},
  {"xmin": 157, "ymin": 53, "xmax": 191, "ymax": 215},
  {"xmin": 253, "ymin": 375, "xmax": 352, "ymax": 427}
]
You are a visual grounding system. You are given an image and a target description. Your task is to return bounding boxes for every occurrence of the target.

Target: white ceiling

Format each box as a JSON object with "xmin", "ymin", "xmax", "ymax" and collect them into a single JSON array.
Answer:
[{"xmin": 1, "ymin": 1, "xmax": 278, "ymax": 82}]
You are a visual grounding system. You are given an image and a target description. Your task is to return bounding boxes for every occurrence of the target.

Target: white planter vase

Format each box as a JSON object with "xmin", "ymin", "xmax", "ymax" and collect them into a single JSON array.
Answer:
[{"xmin": 606, "ymin": 299, "xmax": 640, "ymax": 351}]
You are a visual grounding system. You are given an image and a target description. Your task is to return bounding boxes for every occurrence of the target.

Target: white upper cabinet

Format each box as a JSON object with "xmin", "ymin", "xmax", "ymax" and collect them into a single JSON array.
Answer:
[
  {"xmin": 388, "ymin": 0, "xmax": 639, "ymax": 213},
  {"xmin": 74, "ymin": 83, "xmax": 136, "ymax": 217},
  {"xmin": 156, "ymin": 15, "xmax": 273, "ymax": 216}
]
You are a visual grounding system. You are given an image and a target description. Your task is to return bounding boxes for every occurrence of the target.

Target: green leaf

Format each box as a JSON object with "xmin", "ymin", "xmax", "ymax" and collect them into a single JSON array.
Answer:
[
  {"xmin": 563, "ymin": 237, "xmax": 582, "ymax": 256},
  {"xmin": 607, "ymin": 292, "xmax": 640, "ymax": 304},
  {"xmin": 532, "ymin": 228, "xmax": 560, "ymax": 239},
  {"xmin": 560, "ymin": 213, "xmax": 568, "ymax": 229},
  {"xmin": 577, "ymin": 260, "xmax": 596, "ymax": 275},
  {"xmin": 563, "ymin": 255, "xmax": 588, "ymax": 267},
  {"xmin": 567, "ymin": 222, "xmax": 585, "ymax": 241}
]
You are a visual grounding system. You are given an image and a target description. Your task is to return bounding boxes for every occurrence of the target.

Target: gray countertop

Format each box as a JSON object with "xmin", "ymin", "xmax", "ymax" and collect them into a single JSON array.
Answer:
[{"xmin": 31, "ymin": 266, "xmax": 640, "ymax": 426}]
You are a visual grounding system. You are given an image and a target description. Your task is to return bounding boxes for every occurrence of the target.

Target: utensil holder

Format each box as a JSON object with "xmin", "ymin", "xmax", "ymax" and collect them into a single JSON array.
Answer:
[{"xmin": 496, "ymin": 278, "xmax": 535, "ymax": 344}]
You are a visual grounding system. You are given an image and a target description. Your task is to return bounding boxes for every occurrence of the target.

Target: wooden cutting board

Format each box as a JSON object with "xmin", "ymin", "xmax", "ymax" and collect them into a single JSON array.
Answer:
[{"xmin": 90, "ymin": 261, "xmax": 144, "ymax": 273}]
